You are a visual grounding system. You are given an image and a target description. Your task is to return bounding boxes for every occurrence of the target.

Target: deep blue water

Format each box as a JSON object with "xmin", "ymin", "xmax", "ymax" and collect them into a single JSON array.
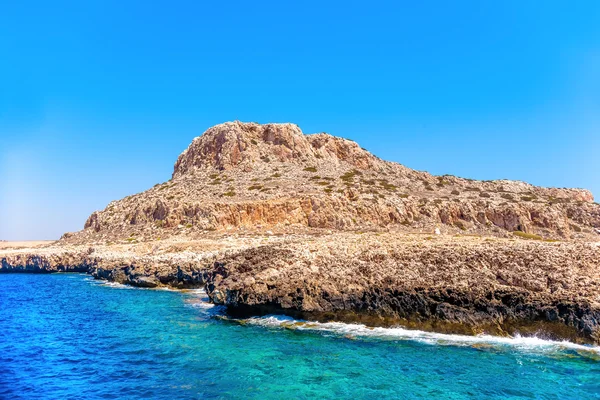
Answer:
[{"xmin": 1, "ymin": 274, "xmax": 599, "ymax": 399}]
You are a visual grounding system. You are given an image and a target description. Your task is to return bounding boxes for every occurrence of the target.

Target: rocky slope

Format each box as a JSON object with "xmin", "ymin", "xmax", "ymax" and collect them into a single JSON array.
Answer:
[
  {"xmin": 67, "ymin": 121, "xmax": 600, "ymax": 244},
  {"xmin": 3, "ymin": 121, "xmax": 600, "ymax": 343}
]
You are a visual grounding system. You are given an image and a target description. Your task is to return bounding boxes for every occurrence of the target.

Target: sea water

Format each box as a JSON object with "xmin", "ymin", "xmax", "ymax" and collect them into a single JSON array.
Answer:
[{"xmin": 1, "ymin": 274, "xmax": 599, "ymax": 399}]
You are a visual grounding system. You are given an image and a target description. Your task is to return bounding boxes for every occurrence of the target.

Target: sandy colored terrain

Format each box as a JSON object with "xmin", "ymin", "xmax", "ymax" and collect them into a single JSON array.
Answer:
[
  {"xmin": 67, "ymin": 122, "xmax": 599, "ymax": 245},
  {"xmin": 0, "ymin": 241, "xmax": 56, "ymax": 250}
]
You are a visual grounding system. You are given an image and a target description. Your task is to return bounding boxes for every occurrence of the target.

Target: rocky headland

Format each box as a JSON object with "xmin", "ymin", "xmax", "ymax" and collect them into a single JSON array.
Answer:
[{"xmin": 2, "ymin": 121, "xmax": 600, "ymax": 343}]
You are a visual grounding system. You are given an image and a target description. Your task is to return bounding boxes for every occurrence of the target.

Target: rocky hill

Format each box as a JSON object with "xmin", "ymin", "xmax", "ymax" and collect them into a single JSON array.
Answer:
[
  {"xmin": 5, "ymin": 121, "xmax": 600, "ymax": 343},
  {"xmin": 68, "ymin": 121, "xmax": 600, "ymax": 244}
]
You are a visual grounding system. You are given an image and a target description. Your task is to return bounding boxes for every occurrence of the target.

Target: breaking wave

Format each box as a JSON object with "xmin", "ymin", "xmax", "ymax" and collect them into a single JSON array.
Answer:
[
  {"xmin": 241, "ymin": 315, "xmax": 600, "ymax": 357},
  {"xmin": 83, "ymin": 277, "xmax": 138, "ymax": 289},
  {"xmin": 83, "ymin": 276, "xmax": 600, "ymax": 358},
  {"xmin": 182, "ymin": 288, "xmax": 226, "ymax": 317}
]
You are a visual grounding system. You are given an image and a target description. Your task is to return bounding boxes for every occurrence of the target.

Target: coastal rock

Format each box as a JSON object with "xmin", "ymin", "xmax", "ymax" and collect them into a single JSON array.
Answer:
[
  {"xmin": 203, "ymin": 233, "xmax": 600, "ymax": 343},
  {"xmin": 3, "ymin": 121, "xmax": 600, "ymax": 345},
  {"xmin": 3, "ymin": 232, "xmax": 600, "ymax": 343},
  {"xmin": 131, "ymin": 275, "xmax": 160, "ymax": 288}
]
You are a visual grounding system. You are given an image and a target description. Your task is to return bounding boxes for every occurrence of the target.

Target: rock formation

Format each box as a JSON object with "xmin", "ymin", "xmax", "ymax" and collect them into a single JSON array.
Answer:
[
  {"xmin": 3, "ymin": 121, "xmax": 600, "ymax": 343},
  {"xmin": 66, "ymin": 121, "xmax": 598, "ymax": 244}
]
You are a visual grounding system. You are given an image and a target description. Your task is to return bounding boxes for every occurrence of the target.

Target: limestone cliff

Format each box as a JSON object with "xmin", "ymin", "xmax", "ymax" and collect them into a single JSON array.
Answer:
[
  {"xmin": 3, "ymin": 233, "xmax": 600, "ymax": 343},
  {"xmin": 69, "ymin": 121, "xmax": 599, "ymax": 244},
  {"xmin": 4, "ymin": 122, "xmax": 600, "ymax": 343}
]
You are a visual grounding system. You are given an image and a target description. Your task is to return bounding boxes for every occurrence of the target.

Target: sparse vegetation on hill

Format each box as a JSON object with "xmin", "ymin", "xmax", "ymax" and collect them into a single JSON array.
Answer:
[{"xmin": 62, "ymin": 121, "xmax": 599, "ymax": 244}]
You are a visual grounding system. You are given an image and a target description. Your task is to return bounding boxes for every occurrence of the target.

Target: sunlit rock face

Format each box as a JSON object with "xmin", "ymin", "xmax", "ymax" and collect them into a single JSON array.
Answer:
[{"xmin": 70, "ymin": 121, "xmax": 599, "ymax": 244}]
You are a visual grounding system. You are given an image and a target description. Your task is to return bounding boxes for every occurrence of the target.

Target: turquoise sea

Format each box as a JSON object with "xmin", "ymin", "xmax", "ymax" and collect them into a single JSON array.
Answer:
[{"xmin": 1, "ymin": 273, "xmax": 599, "ymax": 399}]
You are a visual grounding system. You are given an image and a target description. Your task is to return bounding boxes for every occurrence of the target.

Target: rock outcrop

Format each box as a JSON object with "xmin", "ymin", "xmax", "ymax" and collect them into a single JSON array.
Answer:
[
  {"xmin": 66, "ymin": 121, "xmax": 599, "ymax": 244},
  {"xmin": 3, "ymin": 121, "xmax": 600, "ymax": 344},
  {"xmin": 2, "ymin": 233, "xmax": 600, "ymax": 343},
  {"xmin": 172, "ymin": 122, "xmax": 382, "ymax": 176},
  {"xmin": 206, "ymin": 233, "xmax": 600, "ymax": 343}
]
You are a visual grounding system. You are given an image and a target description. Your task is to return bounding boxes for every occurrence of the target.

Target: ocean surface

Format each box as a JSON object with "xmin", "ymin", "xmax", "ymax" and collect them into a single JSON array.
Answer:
[{"xmin": 1, "ymin": 274, "xmax": 599, "ymax": 399}]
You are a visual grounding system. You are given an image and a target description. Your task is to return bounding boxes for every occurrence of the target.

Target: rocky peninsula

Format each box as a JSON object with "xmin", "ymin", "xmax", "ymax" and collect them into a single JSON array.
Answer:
[{"xmin": 2, "ymin": 121, "xmax": 600, "ymax": 343}]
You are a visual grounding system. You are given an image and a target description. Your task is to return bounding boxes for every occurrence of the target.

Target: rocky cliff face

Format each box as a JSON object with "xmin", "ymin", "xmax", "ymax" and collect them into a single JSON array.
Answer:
[
  {"xmin": 3, "ymin": 234, "xmax": 600, "ymax": 343},
  {"xmin": 207, "ymin": 233, "xmax": 600, "ymax": 343},
  {"xmin": 172, "ymin": 122, "xmax": 383, "ymax": 176},
  {"xmin": 69, "ymin": 121, "xmax": 599, "ymax": 244},
  {"xmin": 4, "ymin": 121, "xmax": 600, "ymax": 343}
]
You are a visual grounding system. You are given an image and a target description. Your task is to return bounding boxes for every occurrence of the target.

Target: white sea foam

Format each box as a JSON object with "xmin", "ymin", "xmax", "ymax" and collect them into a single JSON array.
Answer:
[
  {"xmin": 243, "ymin": 315, "xmax": 600, "ymax": 355},
  {"xmin": 84, "ymin": 277, "xmax": 190, "ymax": 292},
  {"xmin": 83, "ymin": 277, "xmax": 137, "ymax": 289},
  {"xmin": 183, "ymin": 288, "xmax": 210, "ymax": 302},
  {"xmin": 183, "ymin": 288, "xmax": 227, "ymax": 316},
  {"xmin": 80, "ymin": 276, "xmax": 599, "ymax": 356},
  {"xmin": 182, "ymin": 288, "xmax": 209, "ymax": 296},
  {"xmin": 84, "ymin": 277, "xmax": 160, "ymax": 290}
]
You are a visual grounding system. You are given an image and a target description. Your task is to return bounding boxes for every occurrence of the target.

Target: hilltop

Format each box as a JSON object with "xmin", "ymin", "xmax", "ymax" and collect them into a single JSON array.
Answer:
[{"xmin": 65, "ymin": 121, "xmax": 599, "ymax": 244}]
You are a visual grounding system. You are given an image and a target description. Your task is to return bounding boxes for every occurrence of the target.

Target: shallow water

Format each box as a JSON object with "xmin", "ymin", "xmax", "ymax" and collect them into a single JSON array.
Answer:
[{"xmin": 1, "ymin": 274, "xmax": 599, "ymax": 399}]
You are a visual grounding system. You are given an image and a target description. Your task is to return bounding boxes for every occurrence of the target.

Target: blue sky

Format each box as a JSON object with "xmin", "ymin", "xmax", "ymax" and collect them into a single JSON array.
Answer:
[{"xmin": 1, "ymin": 1, "xmax": 599, "ymax": 240}]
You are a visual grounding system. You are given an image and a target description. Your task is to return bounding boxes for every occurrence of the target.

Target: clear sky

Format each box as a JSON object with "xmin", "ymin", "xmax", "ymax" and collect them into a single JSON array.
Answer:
[{"xmin": 1, "ymin": 1, "xmax": 599, "ymax": 240}]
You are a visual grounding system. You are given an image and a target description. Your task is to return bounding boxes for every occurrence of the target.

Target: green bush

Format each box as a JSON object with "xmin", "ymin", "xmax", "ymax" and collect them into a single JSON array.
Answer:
[
  {"xmin": 513, "ymin": 231, "xmax": 543, "ymax": 240},
  {"xmin": 437, "ymin": 177, "xmax": 450, "ymax": 185},
  {"xmin": 340, "ymin": 170, "xmax": 361, "ymax": 182}
]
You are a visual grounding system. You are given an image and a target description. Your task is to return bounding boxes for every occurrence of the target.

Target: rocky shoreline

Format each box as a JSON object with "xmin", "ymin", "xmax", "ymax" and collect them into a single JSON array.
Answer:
[
  {"xmin": 4, "ymin": 121, "xmax": 599, "ymax": 345},
  {"xmin": 3, "ymin": 232, "xmax": 600, "ymax": 344}
]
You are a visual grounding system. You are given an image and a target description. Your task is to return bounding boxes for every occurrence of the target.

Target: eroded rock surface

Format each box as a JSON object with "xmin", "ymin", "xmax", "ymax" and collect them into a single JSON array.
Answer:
[
  {"xmin": 2, "ymin": 233, "xmax": 600, "ymax": 343},
  {"xmin": 65, "ymin": 121, "xmax": 598, "ymax": 244},
  {"xmin": 3, "ymin": 121, "xmax": 600, "ymax": 343}
]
